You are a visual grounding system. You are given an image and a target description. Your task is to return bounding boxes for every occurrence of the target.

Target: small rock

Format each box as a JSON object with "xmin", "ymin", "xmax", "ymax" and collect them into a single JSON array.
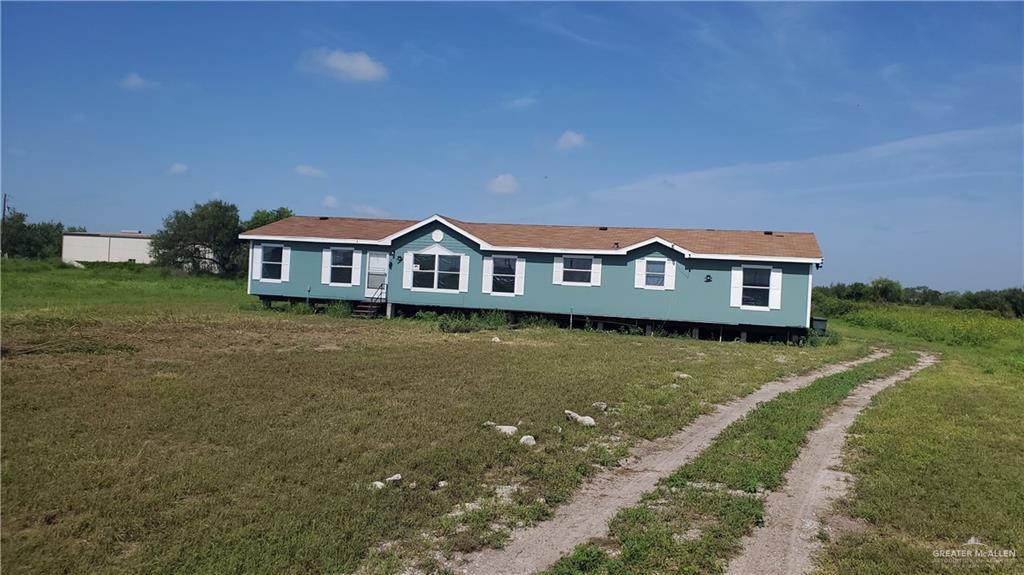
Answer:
[
  {"xmin": 495, "ymin": 425, "xmax": 518, "ymax": 436},
  {"xmin": 667, "ymin": 383, "xmax": 681, "ymax": 389},
  {"xmin": 491, "ymin": 336, "xmax": 502, "ymax": 343},
  {"xmin": 483, "ymin": 421, "xmax": 496, "ymax": 427},
  {"xmin": 385, "ymin": 474, "xmax": 402, "ymax": 484},
  {"xmin": 555, "ymin": 426, "xmax": 563, "ymax": 433},
  {"xmin": 674, "ymin": 372, "xmax": 692, "ymax": 379},
  {"xmin": 519, "ymin": 435, "xmax": 536, "ymax": 446},
  {"xmin": 436, "ymin": 480, "xmax": 449, "ymax": 489},
  {"xmin": 408, "ymin": 481, "xmax": 418, "ymax": 489},
  {"xmin": 371, "ymin": 481, "xmax": 385, "ymax": 490},
  {"xmin": 591, "ymin": 401, "xmax": 608, "ymax": 412},
  {"xmin": 565, "ymin": 410, "xmax": 596, "ymax": 427}
]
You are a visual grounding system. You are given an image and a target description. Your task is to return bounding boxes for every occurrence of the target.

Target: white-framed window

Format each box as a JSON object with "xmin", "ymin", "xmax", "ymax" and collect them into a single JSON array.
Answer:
[
  {"xmin": 730, "ymin": 265, "xmax": 782, "ymax": 310},
  {"xmin": 411, "ymin": 254, "xmax": 462, "ymax": 291},
  {"xmin": 262, "ymin": 245, "xmax": 284, "ymax": 280},
  {"xmin": 634, "ymin": 257, "xmax": 676, "ymax": 290},
  {"xmin": 251, "ymin": 243, "xmax": 290, "ymax": 283},
  {"xmin": 553, "ymin": 256, "xmax": 602, "ymax": 286},
  {"xmin": 482, "ymin": 255, "xmax": 525, "ymax": 296},
  {"xmin": 321, "ymin": 247, "xmax": 362, "ymax": 287}
]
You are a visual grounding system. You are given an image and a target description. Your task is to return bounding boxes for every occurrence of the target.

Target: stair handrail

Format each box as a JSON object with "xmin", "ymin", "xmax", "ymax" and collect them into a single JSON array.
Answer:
[{"xmin": 368, "ymin": 281, "xmax": 387, "ymax": 305}]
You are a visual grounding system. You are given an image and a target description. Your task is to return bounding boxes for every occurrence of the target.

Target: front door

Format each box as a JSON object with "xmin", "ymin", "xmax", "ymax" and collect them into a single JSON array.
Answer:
[{"xmin": 365, "ymin": 252, "xmax": 389, "ymax": 299}]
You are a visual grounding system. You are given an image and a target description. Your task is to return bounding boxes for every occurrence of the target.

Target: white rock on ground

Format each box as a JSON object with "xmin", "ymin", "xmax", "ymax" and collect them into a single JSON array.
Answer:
[
  {"xmin": 674, "ymin": 372, "xmax": 692, "ymax": 379},
  {"xmin": 491, "ymin": 336, "xmax": 502, "ymax": 343},
  {"xmin": 591, "ymin": 402, "xmax": 608, "ymax": 412},
  {"xmin": 436, "ymin": 480, "xmax": 449, "ymax": 489},
  {"xmin": 564, "ymin": 410, "xmax": 597, "ymax": 427},
  {"xmin": 483, "ymin": 421, "xmax": 496, "ymax": 427},
  {"xmin": 495, "ymin": 425, "xmax": 518, "ymax": 435},
  {"xmin": 371, "ymin": 481, "xmax": 385, "ymax": 490},
  {"xmin": 519, "ymin": 435, "xmax": 536, "ymax": 446},
  {"xmin": 385, "ymin": 474, "xmax": 402, "ymax": 484}
]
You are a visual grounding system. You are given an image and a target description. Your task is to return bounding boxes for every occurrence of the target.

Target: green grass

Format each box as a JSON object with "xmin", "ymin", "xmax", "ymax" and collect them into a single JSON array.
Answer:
[
  {"xmin": 0, "ymin": 260, "xmax": 870, "ymax": 574},
  {"xmin": 545, "ymin": 352, "xmax": 920, "ymax": 574},
  {"xmin": 812, "ymin": 322, "xmax": 1024, "ymax": 575},
  {"xmin": 822, "ymin": 300, "xmax": 1024, "ymax": 347},
  {"xmin": 668, "ymin": 351, "xmax": 919, "ymax": 492}
]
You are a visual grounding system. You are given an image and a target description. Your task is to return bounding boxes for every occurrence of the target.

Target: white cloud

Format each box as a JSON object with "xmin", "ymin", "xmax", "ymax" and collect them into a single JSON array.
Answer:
[
  {"xmin": 118, "ymin": 72, "xmax": 156, "ymax": 91},
  {"xmin": 502, "ymin": 94, "xmax": 538, "ymax": 110},
  {"xmin": 166, "ymin": 162, "xmax": 188, "ymax": 175},
  {"xmin": 322, "ymin": 195, "xmax": 339, "ymax": 209},
  {"xmin": 295, "ymin": 164, "xmax": 327, "ymax": 178},
  {"xmin": 352, "ymin": 204, "xmax": 388, "ymax": 217},
  {"xmin": 299, "ymin": 48, "xmax": 389, "ymax": 82},
  {"xmin": 556, "ymin": 130, "xmax": 586, "ymax": 150},
  {"xmin": 487, "ymin": 174, "xmax": 519, "ymax": 195}
]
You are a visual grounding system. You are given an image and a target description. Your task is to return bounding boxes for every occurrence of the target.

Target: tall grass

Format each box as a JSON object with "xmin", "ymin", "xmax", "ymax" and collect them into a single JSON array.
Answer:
[{"xmin": 842, "ymin": 306, "xmax": 1022, "ymax": 346}]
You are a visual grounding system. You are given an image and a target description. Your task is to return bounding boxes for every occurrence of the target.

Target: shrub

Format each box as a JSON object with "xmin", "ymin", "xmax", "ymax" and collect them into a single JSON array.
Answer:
[
  {"xmin": 324, "ymin": 301, "xmax": 352, "ymax": 318},
  {"xmin": 412, "ymin": 310, "xmax": 440, "ymax": 322},
  {"xmin": 286, "ymin": 302, "xmax": 315, "ymax": 315},
  {"xmin": 842, "ymin": 305, "xmax": 1023, "ymax": 346},
  {"xmin": 436, "ymin": 311, "xmax": 511, "ymax": 333},
  {"xmin": 518, "ymin": 315, "xmax": 557, "ymax": 328}
]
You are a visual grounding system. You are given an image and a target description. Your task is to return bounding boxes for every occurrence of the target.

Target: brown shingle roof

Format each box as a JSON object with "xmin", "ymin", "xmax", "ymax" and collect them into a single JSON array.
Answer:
[{"xmin": 241, "ymin": 215, "xmax": 822, "ymax": 260}]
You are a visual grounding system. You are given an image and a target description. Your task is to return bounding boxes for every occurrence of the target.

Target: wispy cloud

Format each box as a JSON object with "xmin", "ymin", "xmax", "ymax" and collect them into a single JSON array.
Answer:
[
  {"xmin": 166, "ymin": 162, "xmax": 188, "ymax": 175},
  {"xmin": 299, "ymin": 48, "xmax": 389, "ymax": 82},
  {"xmin": 591, "ymin": 125, "xmax": 1021, "ymax": 204},
  {"xmin": 118, "ymin": 72, "xmax": 157, "ymax": 91},
  {"xmin": 295, "ymin": 164, "xmax": 327, "ymax": 178},
  {"xmin": 487, "ymin": 174, "xmax": 520, "ymax": 195},
  {"xmin": 556, "ymin": 130, "xmax": 586, "ymax": 150},
  {"xmin": 322, "ymin": 195, "xmax": 339, "ymax": 209},
  {"xmin": 502, "ymin": 93, "xmax": 538, "ymax": 110},
  {"xmin": 352, "ymin": 204, "xmax": 388, "ymax": 217}
]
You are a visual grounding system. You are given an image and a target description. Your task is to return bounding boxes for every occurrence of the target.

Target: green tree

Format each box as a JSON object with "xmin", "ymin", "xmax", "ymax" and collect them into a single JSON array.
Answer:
[
  {"xmin": 869, "ymin": 278, "xmax": 904, "ymax": 303},
  {"xmin": 1, "ymin": 210, "xmax": 66, "ymax": 259},
  {"xmin": 150, "ymin": 200, "xmax": 244, "ymax": 275},
  {"xmin": 244, "ymin": 207, "xmax": 293, "ymax": 231}
]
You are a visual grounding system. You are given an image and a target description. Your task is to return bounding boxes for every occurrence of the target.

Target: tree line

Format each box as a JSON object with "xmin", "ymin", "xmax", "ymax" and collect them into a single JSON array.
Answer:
[
  {"xmin": 1, "ymin": 200, "xmax": 292, "ymax": 277},
  {"xmin": 815, "ymin": 278, "xmax": 1024, "ymax": 318}
]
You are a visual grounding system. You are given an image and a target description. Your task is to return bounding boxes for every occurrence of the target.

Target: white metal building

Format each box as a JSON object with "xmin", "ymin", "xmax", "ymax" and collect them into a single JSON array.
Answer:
[{"xmin": 61, "ymin": 231, "xmax": 153, "ymax": 264}]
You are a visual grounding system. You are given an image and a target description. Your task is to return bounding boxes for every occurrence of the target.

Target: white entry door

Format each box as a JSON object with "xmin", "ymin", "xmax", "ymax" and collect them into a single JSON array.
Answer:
[{"xmin": 365, "ymin": 252, "xmax": 389, "ymax": 298}]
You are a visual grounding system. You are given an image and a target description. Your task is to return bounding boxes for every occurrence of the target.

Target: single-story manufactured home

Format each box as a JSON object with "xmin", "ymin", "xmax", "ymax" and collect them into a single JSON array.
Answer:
[{"xmin": 239, "ymin": 215, "xmax": 822, "ymax": 338}]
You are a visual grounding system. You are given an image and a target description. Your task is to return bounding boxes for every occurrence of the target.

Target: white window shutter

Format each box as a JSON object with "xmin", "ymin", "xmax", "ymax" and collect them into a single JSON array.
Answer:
[
  {"xmin": 665, "ymin": 260, "xmax": 676, "ymax": 290},
  {"xmin": 403, "ymin": 252, "xmax": 413, "ymax": 289},
  {"xmin": 321, "ymin": 248, "xmax": 331, "ymax": 284},
  {"xmin": 591, "ymin": 258, "xmax": 602, "ymax": 286},
  {"xmin": 634, "ymin": 259, "xmax": 646, "ymax": 288},
  {"xmin": 252, "ymin": 244, "xmax": 262, "ymax": 280},
  {"xmin": 351, "ymin": 251, "xmax": 362, "ymax": 286},
  {"xmin": 482, "ymin": 257, "xmax": 493, "ymax": 294},
  {"xmin": 552, "ymin": 256, "xmax": 563, "ymax": 285},
  {"xmin": 514, "ymin": 257, "xmax": 525, "ymax": 295},
  {"xmin": 458, "ymin": 254, "xmax": 470, "ymax": 292},
  {"xmin": 281, "ymin": 247, "xmax": 291, "ymax": 282},
  {"xmin": 730, "ymin": 266, "xmax": 743, "ymax": 307},
  {"xmin": 769, "ymin": 268, "xmax": 783, "ymax": 309}
]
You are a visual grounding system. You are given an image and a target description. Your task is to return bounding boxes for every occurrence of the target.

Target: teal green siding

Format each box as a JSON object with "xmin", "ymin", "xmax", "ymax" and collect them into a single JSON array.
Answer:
[
  {"xmin": 248, "ymin": 241, "xmax": 377, "ymax": 302},
  {"xmin": 249, "ymin": 222, "xmax": 814, "ymax": 328}
]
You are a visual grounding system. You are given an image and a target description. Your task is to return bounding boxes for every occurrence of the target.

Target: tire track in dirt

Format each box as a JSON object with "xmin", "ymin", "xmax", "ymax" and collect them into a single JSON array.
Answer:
[
  {"xmin": 724, "ymin": 352, "xmax": 938, "ymax": 575},
  {"xmin": 449, "ymin": 349, "xmax": 891, "ymax": 575}
]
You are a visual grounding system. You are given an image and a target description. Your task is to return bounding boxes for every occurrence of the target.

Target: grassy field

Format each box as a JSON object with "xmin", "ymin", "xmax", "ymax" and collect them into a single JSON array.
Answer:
[
  {"xmin": 547, "ymin": 304, "xmax": 1024, "ymax": 574},
  {"xmin": 0, "ymin": 261, "xmax": 871, "ymax": 574},
  {"xmin": 545, "ymin": 351, "xmax": 920, "ymax": 574},
  {"xmin": 813, "ymin": 321, "xmax": 1024, "ymax": 575}
]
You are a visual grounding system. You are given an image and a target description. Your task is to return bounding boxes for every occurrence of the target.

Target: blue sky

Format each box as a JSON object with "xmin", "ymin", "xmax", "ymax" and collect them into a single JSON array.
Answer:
[{"xmin": 2, "ymin": 2, "xmax": 1021, "ymax": 290}]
